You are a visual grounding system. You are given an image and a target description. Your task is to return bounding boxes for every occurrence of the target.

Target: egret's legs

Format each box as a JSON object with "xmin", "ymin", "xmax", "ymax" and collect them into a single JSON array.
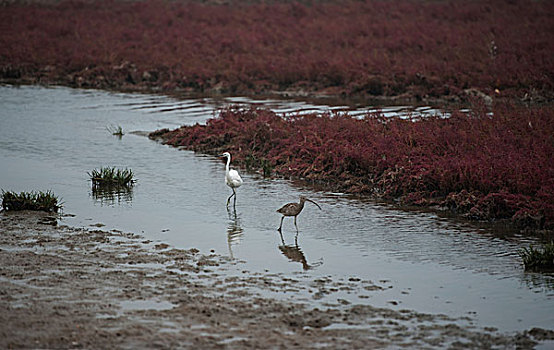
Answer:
[{"xmin": 226, "ymin": 188, "xmax": 236, "ymax": 207}]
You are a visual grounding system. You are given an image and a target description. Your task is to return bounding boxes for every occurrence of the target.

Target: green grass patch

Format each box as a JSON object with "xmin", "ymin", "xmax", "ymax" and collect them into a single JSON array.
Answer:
[
  {"xmin": 106, "ymin": 124, "xmax": 124, "ymax": 137},
  {"xmin": 245, "ymin": 154, "xmax": 273, "ymax": 178},
  {"xmin": 1, "ymin": 190, "xmax": 62, "ymax": 212},
  {"xmin": 88, "ymin": 167, "xmax": 136, "ymax": 188},
  {"xmin": 519, "ymin": 241, "xmax": 554, "ymax": 272}
]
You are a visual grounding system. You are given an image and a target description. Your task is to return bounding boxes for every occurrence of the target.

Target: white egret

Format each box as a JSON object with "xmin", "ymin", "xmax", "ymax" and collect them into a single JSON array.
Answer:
[
  {"xmin": 219, "ymin": 152, "xmax": 243, "ymax": 207},
  {"xmin": 277, "ymin": 196, "xmax": 321, "ymax": 232}
]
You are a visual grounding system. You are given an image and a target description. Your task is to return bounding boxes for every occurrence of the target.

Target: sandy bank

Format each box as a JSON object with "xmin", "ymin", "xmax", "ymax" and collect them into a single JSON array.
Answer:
[{"xmin": 2, "ymin": 211, "xmax": 552, "ymax": 348}]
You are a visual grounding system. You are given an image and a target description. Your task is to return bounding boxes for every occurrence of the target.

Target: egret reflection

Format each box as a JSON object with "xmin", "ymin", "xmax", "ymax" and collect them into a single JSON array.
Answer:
[{"xmin": 226, "ymin": 206, "xmax": 243, "ymax": 259}]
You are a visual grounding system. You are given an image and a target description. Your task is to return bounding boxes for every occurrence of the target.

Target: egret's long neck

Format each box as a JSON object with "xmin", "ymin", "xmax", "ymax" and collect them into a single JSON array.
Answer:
[{"xmin": 225, "ymin": 156, "xmax": 231, "ymax": 173}]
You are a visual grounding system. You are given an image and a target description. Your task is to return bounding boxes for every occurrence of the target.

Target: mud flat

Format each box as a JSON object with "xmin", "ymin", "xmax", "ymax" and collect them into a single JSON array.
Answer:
[{"xmin": 1, "ymin": 211, "xmax": 551, "ymax": 349}]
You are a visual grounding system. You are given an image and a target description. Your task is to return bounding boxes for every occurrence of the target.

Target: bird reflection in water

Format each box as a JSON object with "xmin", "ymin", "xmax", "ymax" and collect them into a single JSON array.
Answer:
[
  {"xmin": 278, "ymin": 231, "xmax": 321, "ymax": 270},
  {"xmin": 226, "ymin": 206, "xmax": 243, "ymax": 259}
]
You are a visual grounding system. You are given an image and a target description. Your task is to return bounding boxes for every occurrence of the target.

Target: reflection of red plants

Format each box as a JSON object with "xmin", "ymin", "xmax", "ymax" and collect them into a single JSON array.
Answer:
[
  {"xmin": 1, "ymin": 0, "xmax": 553, "ymax": 101},
  {"xmin": 150, "ymin": 102, "xmax": 554, "ymax": 230}
]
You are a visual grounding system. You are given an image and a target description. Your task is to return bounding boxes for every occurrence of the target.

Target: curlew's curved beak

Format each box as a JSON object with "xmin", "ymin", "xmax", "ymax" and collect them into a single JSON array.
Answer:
[{"xmin": 306, "ymin": 198, "xmax": 322, "ymax": 210}]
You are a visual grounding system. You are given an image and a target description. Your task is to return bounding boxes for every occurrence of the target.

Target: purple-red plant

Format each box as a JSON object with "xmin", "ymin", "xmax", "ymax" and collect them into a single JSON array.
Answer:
[
  {"xmin": 150, "ymin": 102, "xmax": 554, "ymax": 230},
  {"xmin": 1, "ymin": 0, "xmax": 553, "ymax": 103}
]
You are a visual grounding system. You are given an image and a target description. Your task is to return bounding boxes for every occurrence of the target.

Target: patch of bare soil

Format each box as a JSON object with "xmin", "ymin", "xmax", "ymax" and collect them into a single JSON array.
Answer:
[{"xmin": 1, "ymin": 211, "xmax": 549, "ymax": 349}]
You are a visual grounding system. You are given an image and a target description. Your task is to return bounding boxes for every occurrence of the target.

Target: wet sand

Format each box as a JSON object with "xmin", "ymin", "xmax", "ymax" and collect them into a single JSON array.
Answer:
[{"xmin": 1, "ymin": 211, "xmax": 550, "ymax": 349}]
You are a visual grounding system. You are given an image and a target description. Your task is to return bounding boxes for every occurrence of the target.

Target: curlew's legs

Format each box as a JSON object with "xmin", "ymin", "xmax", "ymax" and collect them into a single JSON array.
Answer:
[
  {"xmin": 278, "ymin": 215, "xmax": 299, "ymax": 232},
  {"xmin": 278, "ymin": 230, "xmax": 286, "ymax": 244},
  {"xmin": 278, "ymin": 216, "xmax": 285, "ymax": 231}
]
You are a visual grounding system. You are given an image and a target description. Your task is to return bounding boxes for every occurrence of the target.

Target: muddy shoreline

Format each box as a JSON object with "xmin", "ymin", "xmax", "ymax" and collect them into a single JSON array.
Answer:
[
  {"xmin": 0, "ymin": 79, "xmax": 545, "ymax": 111},
  {"xmin": 2, "ymin": 211, "xmax": 552, "ymax": 348}
]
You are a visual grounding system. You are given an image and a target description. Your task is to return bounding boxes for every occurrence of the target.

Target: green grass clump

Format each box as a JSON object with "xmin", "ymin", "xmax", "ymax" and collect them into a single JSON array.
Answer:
[
  {"xmin": 107, "ymin": 124, "xmax": 124, "ymax": 137},
  {"xmin": 88, "ymin": 167, "xmax": 136, "ymax": 188},
  {"xmin": 519, "ymin": 241, "xmax": 554, "ymax": 272},
  {"xmin": 245, "ymin": 154, "xmax": 273, "ymax": 178},
  {"xmin": 1, "ymin": 190, "xmax": 62, "ymax": 212}
]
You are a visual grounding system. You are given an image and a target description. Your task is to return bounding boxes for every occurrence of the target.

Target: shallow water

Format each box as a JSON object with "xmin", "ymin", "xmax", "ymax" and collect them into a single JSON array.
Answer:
[{"xmin": 0, "ymin": 85, "xmax": 552, "ymax": 334}]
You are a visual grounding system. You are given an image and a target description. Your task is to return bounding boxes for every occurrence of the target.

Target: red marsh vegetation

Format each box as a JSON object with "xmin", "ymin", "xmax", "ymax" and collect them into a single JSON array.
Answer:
[
  {"xmin": 150, "ymin": 102, "xmax": 554, "ymax": 231},
  {"xmin": 1, "ymin": 0, "xmax": 553, "ymax": 231},
  {"xmin": 0, "ymin": 0, "xmax": 553, "ymax": 103}
]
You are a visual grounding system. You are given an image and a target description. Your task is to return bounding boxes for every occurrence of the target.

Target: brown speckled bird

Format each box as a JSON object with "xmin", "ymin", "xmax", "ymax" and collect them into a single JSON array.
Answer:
[{"xmin": 277, "ymin": 196, "xmax": 321, "ymax": 232}]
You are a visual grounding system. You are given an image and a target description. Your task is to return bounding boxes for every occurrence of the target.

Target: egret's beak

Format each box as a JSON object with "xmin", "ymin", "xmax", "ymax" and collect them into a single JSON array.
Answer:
[{"xmin": 306, "ymin": 198, "xmax": 322, "ymax": 210}]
